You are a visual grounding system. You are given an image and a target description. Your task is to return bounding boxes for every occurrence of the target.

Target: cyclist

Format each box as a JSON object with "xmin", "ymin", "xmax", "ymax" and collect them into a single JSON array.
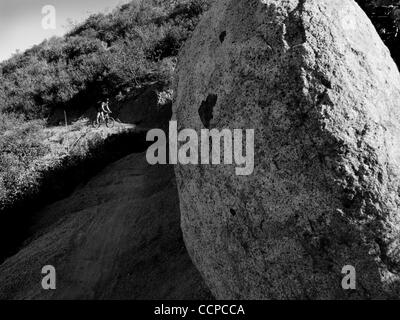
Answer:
[{"xmin": 97, "ymin": 98, "xmax": 112, "ymax": 124}]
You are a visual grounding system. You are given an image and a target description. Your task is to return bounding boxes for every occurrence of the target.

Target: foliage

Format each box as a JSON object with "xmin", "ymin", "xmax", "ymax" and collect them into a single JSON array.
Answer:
[
  {"xmin": 0, "ymin": 0, "xmax": 212, "ymax": 213},
  {"xmin": 0, "ymin": 113, "xmax": 48, "ymax": 208},
  {"xmin": 0, "ymin": 0, "xmax": 211, "ymax": 119}
]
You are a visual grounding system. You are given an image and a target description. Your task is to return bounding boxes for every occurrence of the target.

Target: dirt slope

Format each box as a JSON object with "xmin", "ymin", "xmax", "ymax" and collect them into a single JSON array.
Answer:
[{"xmin": 0, "ymin": 152, "xmax": 211, "ymax": 300}]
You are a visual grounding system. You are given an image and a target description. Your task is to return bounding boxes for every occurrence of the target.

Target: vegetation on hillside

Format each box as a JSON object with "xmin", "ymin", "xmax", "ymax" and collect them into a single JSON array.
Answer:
[
  {"xmin": 0, "ymin": 115, "xmax": 47, "ymax": 208},
  {"xmin": 0, "ymin": 0, "xmax": 211, "ymax": 119},
  {"xmin": 0, "ymin": 0, "xmax": 211, "ymax": 213}
]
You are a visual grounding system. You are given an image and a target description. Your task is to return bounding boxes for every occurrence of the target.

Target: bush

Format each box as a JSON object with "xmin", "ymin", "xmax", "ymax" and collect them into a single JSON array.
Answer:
[
  {"xmin": 0, "ymin": 0, "xmax": 212, "ymax": 120},
  {"xmin": 0, "ymin": 0, "xmax": 213, "ymax": 213},
  {"xmin": 0, "ymin": 113, "xmax": 48, "ymax": 209}
]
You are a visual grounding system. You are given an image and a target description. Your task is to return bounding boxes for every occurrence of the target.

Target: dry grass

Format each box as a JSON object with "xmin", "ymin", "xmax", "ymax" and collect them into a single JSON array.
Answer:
[{"xmin": 0, "ymin": 118, "xmax": 136, "ymax": 212}]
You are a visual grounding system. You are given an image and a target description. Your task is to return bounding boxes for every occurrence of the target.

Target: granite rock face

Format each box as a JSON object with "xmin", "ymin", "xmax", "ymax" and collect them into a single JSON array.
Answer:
[{"xmin": 173, "ymin": 0, "xmax": 400, "ymax": 299}]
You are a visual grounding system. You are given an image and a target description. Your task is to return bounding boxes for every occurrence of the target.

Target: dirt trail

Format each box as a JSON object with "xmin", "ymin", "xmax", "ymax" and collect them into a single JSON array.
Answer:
[{"xmin": 0, "ymin": 152, "xmax": 211, "ymax": 299}]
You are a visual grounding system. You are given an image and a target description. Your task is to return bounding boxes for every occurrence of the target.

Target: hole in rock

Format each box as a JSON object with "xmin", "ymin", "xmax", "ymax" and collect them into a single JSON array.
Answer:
[
  {"xmin": 198, "ymin": 94, "xmax": 217, "ymax": 128},
  {"xmin": 219, "ymin": 31, "xmax": 227, "ymax": 43}
]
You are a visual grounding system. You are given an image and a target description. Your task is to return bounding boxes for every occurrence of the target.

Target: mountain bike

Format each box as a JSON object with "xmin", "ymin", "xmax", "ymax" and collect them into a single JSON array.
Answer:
[{"xmin": 93, "ymin": 112, "xmax": 115, "ymax": 128}]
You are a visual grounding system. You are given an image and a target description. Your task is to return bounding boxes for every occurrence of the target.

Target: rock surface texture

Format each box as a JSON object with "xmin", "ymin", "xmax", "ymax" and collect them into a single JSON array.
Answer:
[{"xmin": 173, "ymin": 0, "xmax": 400, "ymax": 299}]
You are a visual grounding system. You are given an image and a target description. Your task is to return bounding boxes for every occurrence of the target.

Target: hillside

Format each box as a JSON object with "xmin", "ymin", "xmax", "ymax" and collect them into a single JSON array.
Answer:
[
  {"xmin": 0, "ymin": 0, "xmax": 211, "ymax": 119},
  {"xmin": 0, "ymin": 0, "xmax": 211, "ymax": 216}
]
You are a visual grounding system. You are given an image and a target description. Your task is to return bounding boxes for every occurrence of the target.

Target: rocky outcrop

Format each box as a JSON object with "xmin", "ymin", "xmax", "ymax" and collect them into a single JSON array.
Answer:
[{"xmin": 173, "ymin": 0, "xmax": 400, "ymax": 299}]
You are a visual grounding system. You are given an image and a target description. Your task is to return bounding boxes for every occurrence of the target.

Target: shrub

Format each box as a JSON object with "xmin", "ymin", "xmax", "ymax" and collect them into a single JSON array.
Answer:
[
  {"xmin": 0, "ymin": 0, "xmax": 212, "ymax": 119},
  {"xmin": 0, "ymin": 113, "xmax": 48, "ymax": 209}
]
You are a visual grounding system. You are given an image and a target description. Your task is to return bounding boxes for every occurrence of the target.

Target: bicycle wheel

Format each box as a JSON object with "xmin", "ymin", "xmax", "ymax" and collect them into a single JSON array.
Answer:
[
  {"xmin": 93, "ymin": 120, "xmax": 101, "ymax": 129},
  {"xmin": 106, "ymin": 117, "xmax": 115, "ymax": 128}
]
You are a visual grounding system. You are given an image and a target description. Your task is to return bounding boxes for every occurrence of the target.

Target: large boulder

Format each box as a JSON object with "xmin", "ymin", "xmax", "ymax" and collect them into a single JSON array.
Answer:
[{"xmin": 173, "ymin": 0, "xmax": 400, "ymax": 299}]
